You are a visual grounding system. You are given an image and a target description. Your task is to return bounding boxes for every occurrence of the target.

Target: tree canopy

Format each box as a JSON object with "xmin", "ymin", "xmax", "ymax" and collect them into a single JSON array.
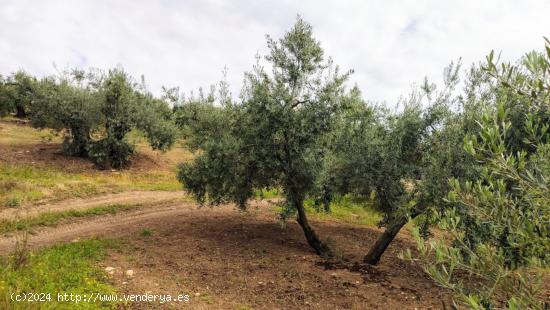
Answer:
[{"xmin": 178, "ymin": 17, "xmax": 351, "ymax": 257}]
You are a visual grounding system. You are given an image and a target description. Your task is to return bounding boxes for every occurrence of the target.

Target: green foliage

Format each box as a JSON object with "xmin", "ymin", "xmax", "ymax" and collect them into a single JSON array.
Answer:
[
  {"xmin": 410, "ymin": 41, "xmax": 550, "ymax": 309},
  {"xmin": 178, "ymin": 17, "xmax": 351, "ymax": 256},
  {"xmin": 0, "ymin": 70, "xmax": 37, "ymax": 118},
  {"xmin": 173, "ymin": 85, "xmax": 229, "ymax": 151},
  {"xmin": 322, "ymin": 60, "xmax": 465, "ymax": 223},
  {"xmin": 0, "ymin": 75, "xmax": 9, "ymax": 117},
  {"xmin": 88, "ymin": 69, "xmax": 177, "ymax": 169},
  {"xmin": 7, "ymin": 67, "xmax": 178, "ymax": 169},
  {"xmin": 31, "ymin": 70, "xmax": 102, "ymax": 156}
]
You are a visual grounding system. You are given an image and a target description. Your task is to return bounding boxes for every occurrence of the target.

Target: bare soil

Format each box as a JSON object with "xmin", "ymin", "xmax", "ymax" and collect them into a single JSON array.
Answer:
[{"xmin": 105, "ymin": 203, "xmax": 452, "ymax": 309}]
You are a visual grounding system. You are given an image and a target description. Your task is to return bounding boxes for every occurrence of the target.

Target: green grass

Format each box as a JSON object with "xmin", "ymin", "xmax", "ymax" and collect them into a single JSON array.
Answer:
[
  {"xmin": 0, "ymin": 121, "xmax": 60, "ymax": 146},
  {"xmin": 0, "ymin": 204, "xmax": 141, "ymax": 234},
  {"xmin": 0, "ymin": 239, "xmax": 119, "ymax": 309},
  {"xmin": 0, "ymin": 163, "xmax": 181, "ymax": 207},
  {"xmin": 139, "ymin": 228, "xmax": 153, "ymax": 237},
  {"xmin": 253, "ymin": 188, "xmax": 282, "ymax": 199},
  {"xmin": 270, "ymin": 194, "xmax": 382, "ymax": 227},
  {"xmin": 305, "ymin": 195, "xmax": 382, "ymax": 227}
]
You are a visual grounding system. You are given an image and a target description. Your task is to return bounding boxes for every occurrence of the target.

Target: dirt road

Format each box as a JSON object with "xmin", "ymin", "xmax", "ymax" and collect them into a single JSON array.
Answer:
[
  {"xmin": 0, "ymin": 191, "xmax": 270, "ymax": 254},
  {"xmin": 0, "ymin": 190, "xmax": 186, "ymax": 220}
]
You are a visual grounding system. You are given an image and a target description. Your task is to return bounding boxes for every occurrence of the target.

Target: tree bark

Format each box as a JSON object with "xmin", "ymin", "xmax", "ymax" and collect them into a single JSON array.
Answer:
[
  {"xmin": 363, "ymin": 215, "xmax": 409, "ymax": 265},
  {"xmin": 15, "ymin": 104, "xmax": 26, "ymax": 118},
  {"xmin": 294, "ymin": 200, "xmax": 333, "ymax": 258}
]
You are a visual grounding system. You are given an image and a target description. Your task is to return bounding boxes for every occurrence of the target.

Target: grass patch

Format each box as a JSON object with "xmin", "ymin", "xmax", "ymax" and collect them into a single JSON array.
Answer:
[
  {"xmin": 0, "ymin": 163, "xmax": 181, "ymax": 207},
  {"xmin": 0, "ymin": 121, "xmax": 60, "ymax": 146},
  {"xmin": 305, "ymin": 195, "xmax": 382, "ymax": 227},
  {"xmin": 139, "ymin": 228, "xmax": 153, "ymax": 237},
  {"xmin": 0, "ymin": 239, "xmax": 119, "ymax": 309},
  {"xmin": 270, "ymin": 195, "xmax": 382, "ymax": 227},
  {"xmin": 0, "ymin": 204, "xmax": 141, "ymax": 234},
  {"xmin": 253, "ymin": 188, "xmax": 282, "ymax": 199}
]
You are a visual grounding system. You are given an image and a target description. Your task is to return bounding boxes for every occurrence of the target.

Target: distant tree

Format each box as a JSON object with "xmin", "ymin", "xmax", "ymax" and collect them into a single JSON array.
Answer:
[
  {"xmin": 0, "ymin": 70, "xmax": 37, "ymax": 118},
  {"xmin": 26, "ymin": 67, "xmax": 176, "ymax": 167},
  {"xmin": 31, "ymin": 69, "xmax": 103, "ymax": 156},
  {"xmin": 88, "ymin": 68, "xmax": 177, "ymax": 169},
  {"xmin": 178, "ymin": 17, "xmax": 351, "ymax": 257},
  {"xmin": 0, "ymin": 74, "xmax": 9, "ymax": 117}
]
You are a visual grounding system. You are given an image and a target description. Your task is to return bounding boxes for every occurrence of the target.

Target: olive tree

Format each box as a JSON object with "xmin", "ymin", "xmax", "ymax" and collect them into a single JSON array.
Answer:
[
  {"xmin": 0, "ymin": 74, "xmax": 9, "ymax": 116},
  {"xmin": 88, "ymin": 68, "xmax": 178, "ymax": 169},
  {"xmin": 23, "ymin": 67, "xmax": 176, "ymax": 168},
  {"xmin": 317, "ymin": 61, "xmax": 474, "ymax": 264},
  {"xmin": 409, "ymin": 42, "xmax": 550, "ymax": 309},
  {"xmin": 178, "ymin": 18, "xmax": 351, "ymax": 257},
  {"xmin": 31, "ymin": 69, "xmax": 103, "ymax": 156},
  {"xmin": 0, "ymin": 70, "xmax": 37, "ymax": 118}
]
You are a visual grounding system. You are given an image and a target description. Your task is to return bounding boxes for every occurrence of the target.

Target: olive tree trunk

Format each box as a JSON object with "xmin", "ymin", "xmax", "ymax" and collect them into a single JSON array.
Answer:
[
  {"xmin": 15, "ymin": 104, "xmax": 26, "ymax": 118},
  {"xmin": 294, "ymin": 199, "xmax": 333, "ymax": 258},
  {"xmin": 363, "ymin": 215, "xmax": 409, "ymax": 265}
]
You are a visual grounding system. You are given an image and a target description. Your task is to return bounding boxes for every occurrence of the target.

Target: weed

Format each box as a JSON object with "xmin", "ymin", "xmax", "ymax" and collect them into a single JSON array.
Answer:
[
  {"xmin": 139, "ymin": 228, "xmax": 153, "ymax": 237},
  {"xmin": 5, "ymin": 197, "xmax": 20, "ymax": 208},
  {"xmin": 200, "ymin": 292, "xmax": 214, "ymax": 304},
  {"xmin": 10, "ymin": 231, "xmax": 29, "ymax": 270}
]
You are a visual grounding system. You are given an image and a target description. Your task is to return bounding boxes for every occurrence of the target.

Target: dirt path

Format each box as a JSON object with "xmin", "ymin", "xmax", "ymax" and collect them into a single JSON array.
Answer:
[
  {"xmin": 0, "ymin": 202, "xmax": 193, "ymax": 253},
  {"xmin": 0, "ymin": 190, "xmax": 186, "ymax": 220},
  {"xmin": 0, "ymin": 199, "xmax": 273, "ymax": 254}
]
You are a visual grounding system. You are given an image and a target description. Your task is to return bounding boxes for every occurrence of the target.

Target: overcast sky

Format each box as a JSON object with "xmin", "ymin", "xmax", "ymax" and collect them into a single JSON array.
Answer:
[{"xmin": 1, "ymin": 0, "xmax": 549, "ymax": 105}]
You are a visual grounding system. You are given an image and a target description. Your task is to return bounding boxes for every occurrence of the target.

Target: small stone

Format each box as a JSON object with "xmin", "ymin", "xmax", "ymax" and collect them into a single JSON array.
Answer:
[
  {"xmin": 122, "ymin": 281, "xmax": 128, "ymax": 285},
  {"xmin": 330, "ymin": 273, "xmax": 337, "ymax": 278},
  {"xmin": 194, "ymin": 292, "xmax": 200, "ymax": 297},
  {"xmin": 105, "ymin": 267, "xmax": 115, "ymax": 274},
  {"xmin": 258, "ymin": 281, "xmax": 264, "ymax": 285},
  {"xmin": 125, "ymin": 270, "xmax": 134, "ymax": 278}
]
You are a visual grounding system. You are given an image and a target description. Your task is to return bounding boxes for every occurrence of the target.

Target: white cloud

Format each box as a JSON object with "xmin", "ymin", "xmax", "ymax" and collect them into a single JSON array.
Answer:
[{"xmin": 1, "ymin": 0, "xmax": 549, "ymax": 105}]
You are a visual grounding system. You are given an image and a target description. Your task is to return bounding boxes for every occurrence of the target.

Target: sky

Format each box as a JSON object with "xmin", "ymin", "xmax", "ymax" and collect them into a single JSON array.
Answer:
[{"xmin": 1, "ymin": 0, "xmax": 549, "ymax": 105}]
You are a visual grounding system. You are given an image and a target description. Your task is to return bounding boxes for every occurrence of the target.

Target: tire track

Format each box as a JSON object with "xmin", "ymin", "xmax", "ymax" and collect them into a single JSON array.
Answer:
[
  {"xmin": 0, "ymin": 191, "xmax": 186, "ymax": 220},
  {"xmin": 0, "ymin": 202, "xmax": 199, "ymax": 254}
]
